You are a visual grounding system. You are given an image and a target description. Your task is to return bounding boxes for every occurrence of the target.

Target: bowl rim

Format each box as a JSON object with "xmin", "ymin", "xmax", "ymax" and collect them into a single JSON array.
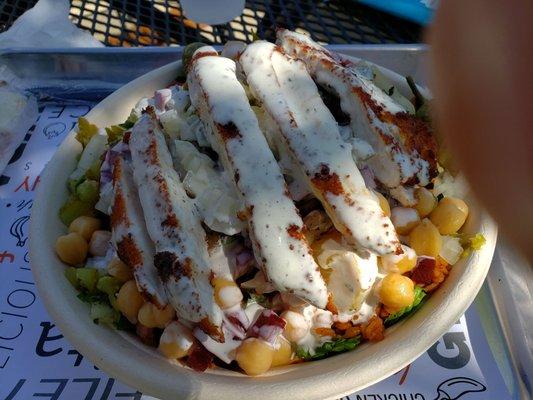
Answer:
[{"xmin": 29, "ymin": 56, "xmax": 497, "ymax": 400}]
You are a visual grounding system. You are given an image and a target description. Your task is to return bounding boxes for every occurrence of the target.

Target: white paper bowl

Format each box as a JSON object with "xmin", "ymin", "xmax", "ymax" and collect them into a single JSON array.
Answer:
[{"xmin": 29, "ymin": 57, "xmax": 497, "ymax": 400}]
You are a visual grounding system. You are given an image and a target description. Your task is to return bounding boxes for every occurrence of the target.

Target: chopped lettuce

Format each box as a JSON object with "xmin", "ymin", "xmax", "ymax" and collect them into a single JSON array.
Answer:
[
  {"xmin": 90, "ymin": 302, "xmax": 119, "ymax": 325},
  {"xmin": 385, "ymin": 286, "xmax": 426, "ymax": 327},
  {"xmin": 69, "ymin": 133, "xmax": 107, "ymax": 187},
  {"xmin": 296, "ymin": 336, "xmax": 361, "ymax": 360},
  {"xmin": 104, "ymin": 112, "xmax": 138, "ymax": 145},
  {"xmin": 455, "ymin": 233, "xmax": 486, "ymax": 258},
  {"xmin": 76, "ymin": 117, "xmax": 99, "ymax": 147}
]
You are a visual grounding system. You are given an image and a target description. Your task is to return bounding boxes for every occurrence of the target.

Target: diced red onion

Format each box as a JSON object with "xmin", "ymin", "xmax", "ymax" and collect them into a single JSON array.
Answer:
[{"xmin": 246, "ymin": 309, "xmax": 286, "ymax": 345}]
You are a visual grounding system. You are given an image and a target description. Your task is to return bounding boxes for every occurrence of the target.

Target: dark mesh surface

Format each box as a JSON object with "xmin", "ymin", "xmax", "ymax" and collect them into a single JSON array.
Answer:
[{"xmin": 0, "ymin": 0, "xmax": 422, "ymax": 46}]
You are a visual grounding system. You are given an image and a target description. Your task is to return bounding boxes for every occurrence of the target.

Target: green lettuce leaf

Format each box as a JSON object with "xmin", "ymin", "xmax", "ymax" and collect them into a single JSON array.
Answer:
[{"xmin": 296, "ymin": 336, "xmax": 361, "ymax": 361}]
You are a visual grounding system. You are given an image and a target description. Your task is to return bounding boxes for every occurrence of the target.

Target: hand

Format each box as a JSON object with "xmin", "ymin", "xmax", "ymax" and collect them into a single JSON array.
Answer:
[{"xmin": 428, "ymin": 0, "xmax": 533, "ymax": 262}]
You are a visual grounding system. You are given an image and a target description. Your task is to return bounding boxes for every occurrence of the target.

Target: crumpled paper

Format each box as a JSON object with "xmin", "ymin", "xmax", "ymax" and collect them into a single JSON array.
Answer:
[{"xmin": 0, "ymin": 0, "xmax": 103, "ymax": 48}]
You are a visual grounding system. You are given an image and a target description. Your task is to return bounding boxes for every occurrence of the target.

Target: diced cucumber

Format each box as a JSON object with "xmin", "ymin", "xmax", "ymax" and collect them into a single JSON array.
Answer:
[
  {"xmin": 76, "ymin": 267, "xmax": 99, "ymax": 293},
  {"xmin": 68, "ymin": 133, "xmax": 107, "ymax": 187},
  {"xmin": 76, "ymin": 179, "xmax": 99, "ymax": 204},
  {"xmin": 96, "ymin": 276, "xmax": 121, "ymax": 295},
  {"xmin": 64, "ymin": 267, "xmax": 79, "ymax": 288},
  {"xmin": 68, "ymin": 176, "xmax": 86, "ymax": 194},
  {"xmin": 59, "ymin": 196, "xmax": 94, "ymax": 226},
  {"xmin": 108, "ymin": 293, "xmax": 119, "ymax": 311},
  {"xmin": 85, "ymin": 157, "xmax": 103, "ymax": 181},
  {"xmin": 90, "ymin": 302, "xmax": 119, "ymax": 325}
]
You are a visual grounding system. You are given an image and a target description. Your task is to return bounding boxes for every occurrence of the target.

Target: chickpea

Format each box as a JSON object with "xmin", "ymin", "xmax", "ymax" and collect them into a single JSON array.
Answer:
[
  {"xmin": 391, "ymin": 207, "xmax": 420, "ymax": 235},
  {"xmin": 409, "ymin": 219, "xmax": 442, "ymax": 258},
  {"xmin": 379, "ymin": 273, "xmax": 415, "ymax": 310},
  {"xmin": 55, "ymin": 232, "xmax": 88, "ymax": 265},
  {"xmin": 117, "ymin": 280, "xmax": 144, "ymax": 324},
  {"xmin": 281, "ymin": 310, "xmax": 309, "ymax": 342},
  {"xmin": 414, "ymin": 187, "xmax": 437, "ymax": 218},
  {"xmin": 89, "ymin": 230, "xmax": 111, "ymax": 257},
  {"xmin": 107, "ymin": 257, "xmax": 133, "ymax": 283},
  {"xmin": 68, "ymin": 216, "xmax": 101, "ymax": 241},
  {"xmin": 212, "ymin": 278, "xmax": 243, "ymax": 309},
  {"xmin": 380, "ymin": 245, "xmax": 417, "ymax": 274},
  {"xmin": 159, "ymin": 321, "xmax": 193, "ymax": 359},
  {"xmin": 235, "ymin": 338, "xmax": 274, "ymax": 376},
  {"xmin": 138, "ymin": 302, "xmax": 175, "ymax": 329},
  {"xmin": 375, "ymin": 192, "xmax": 391, "ymax": 217},
  {"xmin": 271, "ymin": 337, "xmax": 293, "ymax": 367},
  {"xmin": 430, "ymin": 197, "xmax": 469, "ymax": 235}
]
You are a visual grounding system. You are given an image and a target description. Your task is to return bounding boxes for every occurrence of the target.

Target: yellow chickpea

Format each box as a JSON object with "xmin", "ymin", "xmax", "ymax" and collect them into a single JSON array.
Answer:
[
  {"xmin": 117, "ymin": 280, "xmax": 144, "ymax": 324},
  {"xmin": 55, "ymin": 232, "xmax": 88, "ymax": 265},
  {"xmin": 138, "ymin": 302, "xmax": 175, "ymax": 329},
  {"xmin": 107, "ymin": 258, "xmax": 133, "ymax": 283},
  {"xmin": 409, "ymin": 219, "xmax": 442, "ymax": 258},
  {"xmin": 68, "ymin": 216, "xmax": 101, "ymax": 241},
  {"xmin": 212, "ymin": 278, "xmax": 243, "ymax": 309},
  {"xmin": 379, "ymin": 273, "xmax": 415, "ymax": 310},
  {"xmin": 430, "ymin": 197, "xmax": 469, "ymax": 235},
  {"xmin": 414, "ymin": 187, "xmax": 437, "ymax": 218},
  {"xmin": 375, "ymin": 192, "xmax": 391, "ymax": 217},
  {"xmin": 271, "ymin": 337, "xmax": 294, "ymax": 367},
  {"xmin": 280, "ymin": 310, "xmax": 309, "ymax": 342},
  {"xmin": 391, "ymin": 207, "xmax": 420, "ymax": 235},
  {"xmin": 380, "ymin": 245, "xmax": 417, "ymax": 274},
  {"xmin": 235, "ymin": 338, "xmax": 274, "ymax": 376}
]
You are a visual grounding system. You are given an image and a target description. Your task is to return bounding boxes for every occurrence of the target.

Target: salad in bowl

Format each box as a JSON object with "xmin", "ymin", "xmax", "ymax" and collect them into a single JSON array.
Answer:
[{"xmin": 50, "ymin": 30, "xmax": 486, "ymax": 377}]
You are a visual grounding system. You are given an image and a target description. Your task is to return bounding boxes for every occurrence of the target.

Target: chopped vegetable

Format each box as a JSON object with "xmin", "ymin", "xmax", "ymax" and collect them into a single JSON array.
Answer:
[
  {"xmin": 456, "ymin": 233, "xmax": 486, "ymax": 258},
  {"xmin": 85, "ymin": 157, "xmax": 103, "ymax": 181},
  {"xmin": 68, "ymin": 133, "xmax": 107, "ymax": 189},
  {"xmin": 77, "ymin": 291, "xmax": 108, "ymax": 304},
  {"xmin": 76, "ymin": 267, "xmax": 99, "ymax": 293},
  {"xmin": 105, "ymin": 125, "xmax": 125, "ymax": 145},
  {"xmin": 296, "ymin": 336, "xmax": 361, "ymax": 360},
  {"xmin": 384, "ymin": 286, "xmax": 426, "ymax": 326},
  {"xmin": 90, "ymin": 302, "xmax": 119, "ymax": 325},
  {"xmin": 245, "ymin": 292, "xmax": 271, "ymax": 309},
  {"xmin": 76, "ymin": 117, "xmax": 99, "ymax": 147},
  {"xmin": 65, "ymin": 267, "xmax": 79, "ymax": 288},
  {"xmin": 115, "ymin": 314, "xmax": 136, "ymax": 331},
  {"xmin": 76, "ymin": 179, "xmax": 99, "ymax": 204},
  {"xmin": 182, "ymin": 42, "xmax": 208, "ymax": 70},
  {"xmin": 68, "ymin": 176, "xmax": 85, "ymax": 194},
  {"xmin": 96, "ymin": 276, "xmax": 121, "ymax": 295},
  {"xmin": 108, "ymin": 293, "xmax": 119, "ymax": 311},
  {"xmin": 59, "ymin": 196, "xmax": 95, "ymax": 226}
]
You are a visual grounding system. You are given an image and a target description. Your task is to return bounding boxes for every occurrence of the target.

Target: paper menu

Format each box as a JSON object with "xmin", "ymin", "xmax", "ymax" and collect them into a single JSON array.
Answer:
[{"xmin": 0, "ymin": 105, "xmax": 512, "ymax": 400}]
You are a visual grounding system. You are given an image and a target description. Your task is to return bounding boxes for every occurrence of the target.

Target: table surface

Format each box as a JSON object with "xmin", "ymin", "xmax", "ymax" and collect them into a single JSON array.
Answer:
[{"xmin": 0, "ymin": 0, "xmax": 422, "ymax": 46}]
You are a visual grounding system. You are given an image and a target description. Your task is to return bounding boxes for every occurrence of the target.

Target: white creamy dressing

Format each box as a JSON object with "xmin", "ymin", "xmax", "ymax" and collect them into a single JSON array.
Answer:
[
  {"xmin": 193, "ymin": 327, "xmax": 241, "ymax": 364},
  {"xmin": 380, "ymin": 244, "xmax": 416, "ymax": 273},
  {"xmin": 294, "ymin": 304, "xmax": 333, "ymax": 355},
  {"xmin": 390, "ymin": 207, "xmax": 420, "ymax": 231},
  {"xmin": 389, "ymin": 185, "xmax": 416, "ymax": 207},
  {"xmin": 317, "ymin": 238, "xmax": 378, "ymax": 314},
  {"xmin": 239, "ymin": 41, "xmax": 400, "ymax": 256},
  {"xmin": 110, "ymin": 156, "xmax": 168, "ymax": 307},
  {"xmin": 171, "ymin": 139, "xmax": 245, "ymax": 235},
  {"xmin": 187, "ymin": 52, "xmax": 328, "ymax": 308},
  {"xmin": 277, "ymin": 29, "xmax": 431, "ymax": 187},
  {"xmin": 129, "ymin": 115, "xmax": 223, "ymax": 329},
  {"xmin": 160, "ymin": 321, "xmax": 194, "ymax": 352}
]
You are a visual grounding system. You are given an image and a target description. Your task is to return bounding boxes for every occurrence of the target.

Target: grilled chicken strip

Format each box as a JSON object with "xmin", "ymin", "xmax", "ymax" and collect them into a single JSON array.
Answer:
[
  {"xmin": 277, "ymin": 29, "xmax": 438, "ymax": 188},
  {"xmin": 129, "ymin": 111, "xmax": 224, "ymax": 341},
  {"xmin": 111, "ymin": 155, "xmax": 168, "ymax": 308},
  {"xmin": 188, "ymin": 48, "xmax": 328, "ymax": 308},
  {"xmin": 239, "ymin": 41, "xmax": 401, "ymax": 255}
]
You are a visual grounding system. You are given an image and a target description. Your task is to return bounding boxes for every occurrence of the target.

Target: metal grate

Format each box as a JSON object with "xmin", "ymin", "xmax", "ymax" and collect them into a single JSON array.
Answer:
[{"xmin": 0, "ymin": 0, "xmax": 422, "ymax": 46}]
